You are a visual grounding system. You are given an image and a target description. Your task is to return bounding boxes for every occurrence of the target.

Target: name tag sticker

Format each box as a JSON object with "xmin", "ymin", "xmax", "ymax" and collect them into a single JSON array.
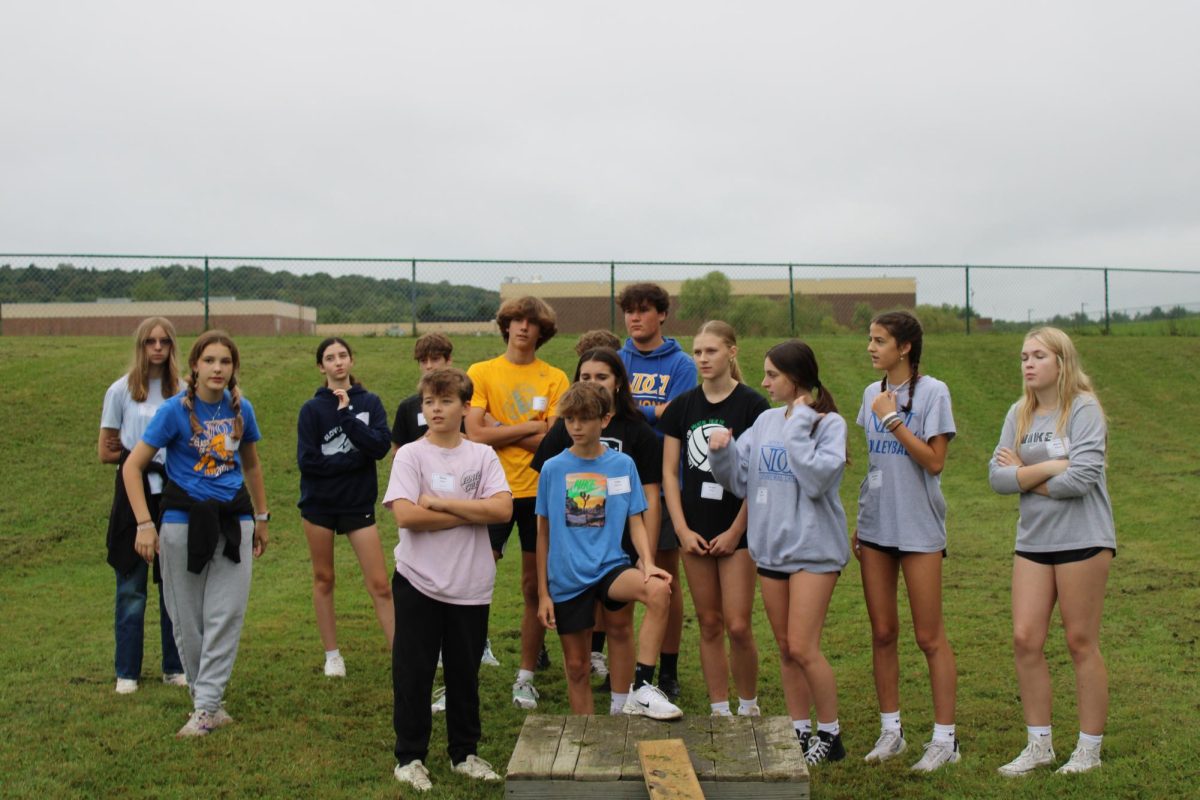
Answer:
[
  {"xmin": 431, "ymin": 472, "xmax": 455, "ymax": 492},
  {"xmin": 701, "ymin": 481, "xmax": 725, "ymax": 501},
  {"xmin": 532, "ymin": 396, "xmax": 548, "ymax": 412},
  {"xmin": 356, "ymin": 411, "xmax": 370, "ymax": 425},
  {"xmin": 756, "ymin": 487, "xmax": 769, "ymax": 505},
  {"xmin": 609, "ymin": 476, "xmax": 631, "ymax": 495},
  {"xmin": 1046, "ymin": 437, "xmax": 1070, "ymax": 458},
  {"xmin": 224, "ymin": 434, "xmax": 240, "ymax": 452},
  {"xmin": 868, "ymin": 471, "xmax": 883, "ymax": 489},
  {"xmin": 416, "ymin": 412, "xmax": 427, "ymax": 426}
]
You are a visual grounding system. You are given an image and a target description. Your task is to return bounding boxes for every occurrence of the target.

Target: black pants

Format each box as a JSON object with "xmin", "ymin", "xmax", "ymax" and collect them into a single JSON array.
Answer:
[{"xmin": 392, "ymin": 572, "xmax": 490, "ymax": 766}]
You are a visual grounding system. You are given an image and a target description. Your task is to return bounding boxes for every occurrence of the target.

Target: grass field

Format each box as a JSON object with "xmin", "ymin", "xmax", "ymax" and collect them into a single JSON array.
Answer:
[{"xmin": 1, "ymin": 333, "xmax": 1197, "ymax": 799}]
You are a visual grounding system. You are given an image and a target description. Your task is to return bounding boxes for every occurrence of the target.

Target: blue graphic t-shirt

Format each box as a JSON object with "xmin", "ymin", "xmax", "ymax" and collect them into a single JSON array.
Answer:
[
  {"xmin": 142, "ymin": 391, "xmax": 262, "ymax": 523},
  {"xmin": 535, "ymin": 448, "xmax": 648, "ymax": 602}
]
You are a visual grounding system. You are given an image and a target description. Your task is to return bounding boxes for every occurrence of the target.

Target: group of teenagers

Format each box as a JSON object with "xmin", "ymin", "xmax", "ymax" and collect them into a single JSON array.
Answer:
[{"xmin": 100, "ymin": 282, "xmax": 1116, "ymax": 792}]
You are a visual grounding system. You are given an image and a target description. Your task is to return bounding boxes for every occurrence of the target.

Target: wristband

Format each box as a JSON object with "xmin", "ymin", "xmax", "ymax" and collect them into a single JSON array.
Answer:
[
  {"xmin": 254, "ymin": 512, "xmax": 271, "ymax": 522},
  {"xmin": 879, "ymin": 412, "xmax": 900, "ymax": 429},
  {"xmin": 885, "ymin": 418, "xmax": 904, "ymax": 432},
  {"xmin": 136, "ymin": 521, "xmax": 155, "ymax": 529}
]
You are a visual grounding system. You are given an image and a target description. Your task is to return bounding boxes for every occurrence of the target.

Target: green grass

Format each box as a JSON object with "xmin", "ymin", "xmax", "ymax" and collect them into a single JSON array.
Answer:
[{"xmin": 1, "ymin": 334, "xmax": 1197, "ymax": 799}]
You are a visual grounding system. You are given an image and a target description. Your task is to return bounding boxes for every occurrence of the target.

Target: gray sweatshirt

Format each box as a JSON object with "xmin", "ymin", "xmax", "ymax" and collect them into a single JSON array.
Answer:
[
  {"xmin": 710, "ymin": 404, "xmax": 850, "ymax": 574},
  {"xmin": 988, "ymin": 395, "xmax": 1116, "ymax": 552}
]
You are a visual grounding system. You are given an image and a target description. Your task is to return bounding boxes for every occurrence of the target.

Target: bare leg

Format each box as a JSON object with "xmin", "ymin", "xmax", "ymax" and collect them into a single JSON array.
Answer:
[
  {"xmin": 900, "ymin": 552, "xmax": 956, "ymax": 726},
  {"xmin": 520, "ymin": 552, "xmax": 546, "ymax": 672},
  {"xmin": 759, "ymin": 575, "xmax": 812, "ymax": 721},
  {"xmin": 560, "ymin": 629, "xmax": 594, "ymax": 714},
  {"xmin": 860, "ymin": 547, "xmax": 901, "ymax": 714},
  {"xmin": 607, "ymin": 570, "xmax": 672, "ymax": 667},
  {"xmin": 1011, "ymin": 556, "xmax": 1057, "ymax": 727},
  {"xmin": 717, "ymin": 550, "xmax": 758, "ymax": 702},
  {"xmin": 785, "ymin": 571, "xmax": 840, "ymax": 724},
  {"xmin": 1055, "ymin": 552, "xmax": 1112, "ymax": 735},
  {"xmin": 682, "ymin": 552, "xmax": 730, "ymax": 702},
  {"xmin": 657, "ymin": 549, "xmax": 684, "ymax": 655},
  {"xmin": 303, "ymin": 521, "xmax": 338, "ymax": 652},
  {"xmin": 346, "ymin": 525, "xmax": 395, "ymax": 649},
  {"xmin": 602, "ymin": 603, "xmax": 635, "ymax": 694}
]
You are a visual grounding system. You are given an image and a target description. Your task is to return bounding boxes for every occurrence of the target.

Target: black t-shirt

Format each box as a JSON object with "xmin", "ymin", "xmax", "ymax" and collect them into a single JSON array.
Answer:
[
  {"xmin": 532, "ymin": 415, "xmax": 662, "ymax": 485},
  {"xmin": 659, "ymin": 382, "xmax": 770, "ymax": 538}
]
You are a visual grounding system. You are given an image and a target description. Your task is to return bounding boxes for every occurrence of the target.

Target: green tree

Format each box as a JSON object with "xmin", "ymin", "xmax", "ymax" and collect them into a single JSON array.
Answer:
[
  {"xmin": 679, "ymin": 271, "xmax": 731, "ymax": 322},
  {"xmin": 852, "ymin": 302, "xmax": 875, "ymax": 332},
  {"xmin": 131, "ymin": 273, "xmax": 170, "ymax": 301}
]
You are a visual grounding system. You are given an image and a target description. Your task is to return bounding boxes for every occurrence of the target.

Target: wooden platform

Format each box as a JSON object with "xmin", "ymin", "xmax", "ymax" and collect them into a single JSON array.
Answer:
[{"xmin": 506, "ymin": 714, "xmax": 809, "ymax": 799}]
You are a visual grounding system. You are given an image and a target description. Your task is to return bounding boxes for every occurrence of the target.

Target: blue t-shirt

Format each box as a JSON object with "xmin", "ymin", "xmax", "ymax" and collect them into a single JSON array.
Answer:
[
  {"xmin": 535, "ymin": 448, "xmax": 648, "ymax": 602},
  {"xmin": 142, "ymin": 392, "xmax": 262, "ymax": 523}
]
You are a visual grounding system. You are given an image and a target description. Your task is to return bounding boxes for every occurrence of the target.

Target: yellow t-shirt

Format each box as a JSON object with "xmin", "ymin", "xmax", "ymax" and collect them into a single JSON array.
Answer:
[{"xmin": 467, "ymin": 355, "xmax": 570, "ymax": 498}]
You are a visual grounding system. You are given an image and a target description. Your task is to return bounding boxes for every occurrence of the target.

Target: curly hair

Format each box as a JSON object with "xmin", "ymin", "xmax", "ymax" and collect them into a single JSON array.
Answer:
[{"xmin": 496, "ymin": 296, "xmax": 558, "ymax": 349}]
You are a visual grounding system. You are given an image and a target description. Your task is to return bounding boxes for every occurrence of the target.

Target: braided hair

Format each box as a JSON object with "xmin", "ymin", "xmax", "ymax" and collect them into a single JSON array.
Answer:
[
  {"xmin": 872, "ymin": 310, "xmax": 923, "ymax": 414},
  {"xmin": 183, "ymin": 330, "xmax": 244, "ymax": 440}
]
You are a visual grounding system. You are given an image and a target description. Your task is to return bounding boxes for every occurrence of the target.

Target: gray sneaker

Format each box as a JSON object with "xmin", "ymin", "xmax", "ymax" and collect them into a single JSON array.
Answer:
[
  {"xmin": 512, "ymin": 678, "xmax": 539, "ymax": 710},
  {"xmin": 175, "ymin": 709, "xmax": 216, "ymax": 738},
  {"xmin": 997, "ymin": 736, "xmax": 1055, "ymax": 777},
  {"xmin": 1056, "ymin": 741, "xmax": 1101, "ymax": 774},
  {"xmin": 393, "ymin": 759, "xmax": 433, "ymax": 792},
  {"xmin": 864, "ymin": 728, "xmax": 906, "ymax": 763},
  {"xmin": 911, "ymin": 738, "xmax": 960, "ymax": 772},
  {"xmin": 453, "ymin": 754, "xmax": 501, "ymax": 781}
]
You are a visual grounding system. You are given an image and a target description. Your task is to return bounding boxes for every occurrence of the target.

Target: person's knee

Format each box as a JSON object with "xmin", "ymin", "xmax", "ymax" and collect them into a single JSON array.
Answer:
[
  {"xmin": 1012, "ymin": 626, "xmax": 1045, "ymax": 659},
  {"xmin": 312, "ymin": 568, "xmax": 335, "ymax": 595},
  {"xmin": 1064, "ymin": 628, "xmax": 1099, "ymax": 661},
  {"xmin": 696, "ymin": 609, "xmax": 725, "ymax": 642},
  {"xmin": 871, "ymin": 621, "xmax": 900, "ymax": 651},
  {"xmin": 564, "ymin": 650, "xmax": 590, "ymax": 684},
  {"xmin": 786, "ymin": 640, "xmax": 819, "ymax": 670},
  {"xmin": 366, "ymin": 575, "xmax": 392, "ymax": 601},
  {"xmin": 913, "ymin": 626, "xmax": 946, "ymax": 657},
  {"xmin": 606, "ymin": 615, "xmax": 633, "ymax": 642},
  {"xmin": 726, "ymin": 616, "xmax": 754, "ymax": 648},
  {"xmin": 644, "ymin": 579, "xmax": 671, "ymax": 613}
]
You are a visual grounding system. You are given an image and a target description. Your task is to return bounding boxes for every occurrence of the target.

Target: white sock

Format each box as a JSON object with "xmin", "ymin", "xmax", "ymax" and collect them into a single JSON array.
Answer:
[
  {"xmin": 932, "ymin": 723, "xmax": 955, "ymax": 743},
  {"xmin": 517, "ymin": 669, "xmax": 535, "ymax": 684},
  {"xmin": 817, "ymin": 719, "xmax": 840, "ymax": 736},
  {"xmin": 325, "ymin": 649, "xmax": 341, "ymax": 661},
  {"xmin": 1027, "ymin": 725, "xmax": 1052, "ymax": 740},
  {"xmin": 738, "ymin": 697, "xmax": 758, "ymax": 713},
  {"xmin": 711, "ymin": 701, "xmax": 731, "ymax": 715},
  {"xmin": 880, "ymin": 711, "xmax": 902, "ymax": 732},
  {"xmin": 792, "ymin": 719, "xmax": 812, "ymax": 735},
  {"xmin": 1078, "ymin": 732, "xmax": 1103, "ymax": 747},
  {"xmin": 610, "ymin": 692, "xmax": 629, "ymax": 714}
]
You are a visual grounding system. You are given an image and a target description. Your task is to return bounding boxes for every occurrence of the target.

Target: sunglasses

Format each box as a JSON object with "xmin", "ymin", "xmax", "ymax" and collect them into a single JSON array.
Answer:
[{"xmin": 143, "ymin": 337, "xmax": 173, "ymax": 347}]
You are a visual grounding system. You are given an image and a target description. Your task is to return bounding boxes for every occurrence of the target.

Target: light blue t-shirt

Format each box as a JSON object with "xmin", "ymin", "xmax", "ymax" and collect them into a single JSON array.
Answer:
[
  {"xmin": 535, "ymin": 448, "xmax": 648, "ymax": 602},
  {"xmin": 141, "ymin": 391, "xmax": 261, "ymax": 523}
]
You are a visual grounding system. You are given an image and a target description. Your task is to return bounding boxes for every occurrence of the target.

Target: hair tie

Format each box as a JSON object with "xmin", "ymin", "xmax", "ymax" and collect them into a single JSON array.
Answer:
[{"xmin": 813, "ymin": 380, "xmax": 822, "ymax": 390}]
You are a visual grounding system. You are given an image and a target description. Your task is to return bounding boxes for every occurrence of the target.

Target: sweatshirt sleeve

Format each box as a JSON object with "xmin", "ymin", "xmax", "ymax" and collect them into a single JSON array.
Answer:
[
  {"xmin": 297, "ymin": 402, "xmax": 367, "ymax": 476},
  {"xmin": 340, "ymin": 394, "xmax": 392, "ymax": 461},
  {"xmin": 1045, "ymin": 398, "xmax": 1107, "ymax": 499},
  {"xmin": 784, "ymin": 406, "xmax": 846, "ymax": 498},
  {"xmin": 988, "ymin": 405, "xmax": 1022, "ymax": 495},
  {"xmin": 710, "ymin": 426, "xmax": 752, "ymax": 499}
]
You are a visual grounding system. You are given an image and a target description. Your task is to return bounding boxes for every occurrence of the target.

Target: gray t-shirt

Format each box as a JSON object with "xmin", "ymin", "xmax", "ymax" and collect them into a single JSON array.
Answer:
[
  {"xmin": 100, "ymin": 375, "xmax": 167, "ymax": 494},
  {"xmin": 855, "ymin": 376, "xmax": 956, "ymax": 552},
  {"xmin": 988, "ymin": 395, "xmax": 1116, "ymax": 552}
]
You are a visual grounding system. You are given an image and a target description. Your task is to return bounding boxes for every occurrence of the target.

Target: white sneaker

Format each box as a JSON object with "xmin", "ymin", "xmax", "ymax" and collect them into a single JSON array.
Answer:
[
  {"xmin": 176, "ymin": 709, "xmax": 216, "ymax": 738},
  {"xmin": 162, "ymin": 672, "xmax": 188, "ymax": 687},
  {"xmin": 115, "ymin": 678, "xmax": 139, "ymax": 695},
  {"xmin": 711, "ymin": 707, "xmax": 733, "ymax": 717},
  {"xmin": 210, "ymin": 706, "xmax": 234, "ymax": 729},
  {"xmin": 997, "ymin": 736, "xmax": 1055, "ymax": 776},
  {"xmin": 480, "ymin": 639, "xmax": 500, "ymax": 667},
  {"xmin": 512, "ymin": 678, "xmax": 539, "ymax": 710},
  {"xmin": 393, "ymin": 759, "xmax": 433, "ymax": 792},
  {"xmin": 623, "ymin": 683, "xmax": 684, "ymax": 721},
  {"xmin": 864, "ymin": 728, "xmax": 907, "ymax": 763},
  {"xmin": 1056, "ymin": 741, "xmax": 1102, "ymax": 774},
  {"xmin": 589, "ymin": 651, "xmax": 609, "ymax": 679},
  {"xmin": 737, "ymin": 704, "xmax": 762, "ymax": 717},
  {"xmin": 324, "ymin": 653, "xmax": 346, "ymax": 678},
  {"xmin": 911, "ymin": 738, "xmax": 960, "ymax": 772},
  {"xmin": 431, "ymin": 686, "xmax": 446, "ymax": 714},
  {"xmin": 453, "ymin": 754, "xmax": 501, "ymax": 781}
]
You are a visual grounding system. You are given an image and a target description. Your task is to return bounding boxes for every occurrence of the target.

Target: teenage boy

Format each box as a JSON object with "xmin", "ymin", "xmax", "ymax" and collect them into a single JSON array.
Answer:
[
  {"xmin": 536, "ymin": 382, "xmax": 683, "ymax": 720},
  {"xmin": 385, "ymin": 368, "xmax": 513, "ymax": 792},
  {"xmin": 465, "ymin": 296, "xmax": 569, "ymax": 710},
  {"xmin": 575, "ymin": 329, "xmax": 622, "ymax": 358},
  {"xmin": 618, "ymin": 282, "xmax": 696, "ymax": 700},
  {"xmin": 391, "ymin": 332, "xmax": 454, "ymax": 455}
]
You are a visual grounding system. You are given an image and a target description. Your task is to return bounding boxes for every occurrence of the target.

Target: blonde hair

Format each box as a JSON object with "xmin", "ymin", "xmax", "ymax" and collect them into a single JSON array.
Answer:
[
  {"xmin": 1014, "ymin": 326, "xmax": 1103, "ymax": 446},
  {"xmin": 126, "ymin": 317, "xmax": 180, "ymax": 402},
  {"xmin": 184, "ymin": 330, "xmax": 244, "ymax": 440},
  {"xmin": 694, "ymin": 320, "xmax": 742, "ymax": 382}
]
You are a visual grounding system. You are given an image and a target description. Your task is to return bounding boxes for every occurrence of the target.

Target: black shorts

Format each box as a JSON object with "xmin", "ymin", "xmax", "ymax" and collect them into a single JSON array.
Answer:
[
  {"xmin": 302, "ymin": 511, "xmax": 376, "ymax": 535},
  {"xmin": 757, "ymin": 566, "xmax": 841, "ymax": 580},
  {"xmin": 553, "ymin": 565, "xmax": 634, "ymax": 634},
  {"xmin": 488, "ymin": 496, "xmax": 538, "ymax": 556},
  {"xmin": 656, "ymin": 512, "xmax": 679, "ymax": 551},
  {"xmin": 858, "ymin": 538, "xmax": 946, "ymax": 559},
  {"xmin": 1015, "ymin": 547, "xmax": 1115, "ymax": 566}
]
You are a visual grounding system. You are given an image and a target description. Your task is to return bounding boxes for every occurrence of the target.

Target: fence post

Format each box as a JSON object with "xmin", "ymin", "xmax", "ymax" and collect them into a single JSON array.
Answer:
[
  {"xmin": 788, "ymin": 264, "xmax": 796, "ymax": 336},
  {"xmin": 204, "ymin": 257, "xmax": 210, "ymax": 330},
  {"xmin": 964, "ymin": 266, "xmax": 971, "ymax": 335},
  {"xmin": 410, "ymin": 260, "xmax": 418, "ymax": 337},
  {"xmin": 610, "ymin": 262, "xmax": 616, "ymax": 331},
  {"xmin": 1103, "ymin": 269, "xmax": 1111, "ymax": 334}
]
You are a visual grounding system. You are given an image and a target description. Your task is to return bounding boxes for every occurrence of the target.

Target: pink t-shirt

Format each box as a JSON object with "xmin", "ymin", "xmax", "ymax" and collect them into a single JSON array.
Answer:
[{"xmin": 384, "ymin": 436, "xmax": 510, "ymax": 605}]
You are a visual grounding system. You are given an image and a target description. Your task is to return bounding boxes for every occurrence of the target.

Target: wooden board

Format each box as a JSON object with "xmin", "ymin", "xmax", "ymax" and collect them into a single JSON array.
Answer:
[
  {"xmin": 506, "ymin": 715, "xmax": 566, "ymax": 780},
  {"xmin": 573, "ymin": 713, "xmax": 630, "ymax": 781},
  {"xmin": 752, "ymin": 716, "xmax": 809, "ymax": 783},
  {"xmin": 711, "ymin": 715, "xmax": 761, "ymax": 782},
  {"xmin": 638, "ymin": 739, "xmax": 706, "ymax": 800},
  {"xmin": 622, "ymin": 716, "xmax": 671, "ymax": 779}
]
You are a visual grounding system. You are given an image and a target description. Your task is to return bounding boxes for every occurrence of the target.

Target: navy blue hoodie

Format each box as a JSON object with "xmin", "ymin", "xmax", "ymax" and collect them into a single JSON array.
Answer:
[
  {"xmin": 619, "ymin": 336, "xmax": 698, "ymax": 434},
  {"xmin": 297, "ymin": 384, "xmax": 391, "ymax": 515}
]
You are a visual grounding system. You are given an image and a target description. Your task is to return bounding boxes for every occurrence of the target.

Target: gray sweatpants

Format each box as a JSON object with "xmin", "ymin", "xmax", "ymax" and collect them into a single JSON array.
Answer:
[{"xmin": 158, "ymin": 520, "xmax": 253, "ymax": 712}]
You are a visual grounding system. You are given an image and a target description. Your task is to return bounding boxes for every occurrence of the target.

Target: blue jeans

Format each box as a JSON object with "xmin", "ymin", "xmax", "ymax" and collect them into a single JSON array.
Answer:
[{"xmin": 114, "ymin": 561, "xmax": 183, "ymax": 679}]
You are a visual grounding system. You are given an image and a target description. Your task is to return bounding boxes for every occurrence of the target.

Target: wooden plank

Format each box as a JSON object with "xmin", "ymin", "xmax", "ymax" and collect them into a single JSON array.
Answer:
[
  {"xmin": 638, "ymin": 739, "xmax": 706, "ymax": 800},
  {"xmin": 751, "ymin": 716, "xmax": 808, "ymax": 784},
  {"xmin": 710, "ymin": 715, "xmax": 761, "ymax": 782},
  {"xmin": 506, "ymin": 714, "xmax": 566, "ymax": 780},
  {"xmin": 677, "ymin": 715, "xmax": 716, "ymax": 780},
  {"xmin": 550, "ymin": 714, "xmax": 588, "ymax": 779},
  {"xmin": 622, "ymin": 715, "xmax": 671, "ymax": 779},
  {"xmin": 573, "ymin": 713, "xmax": 629, "ymax": 781}
]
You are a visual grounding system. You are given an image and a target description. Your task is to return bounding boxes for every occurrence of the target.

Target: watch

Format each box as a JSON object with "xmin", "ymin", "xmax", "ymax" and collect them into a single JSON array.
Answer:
[{"xmin": 254, "ymin": 512, "xmax": 271, "ymax": 522}]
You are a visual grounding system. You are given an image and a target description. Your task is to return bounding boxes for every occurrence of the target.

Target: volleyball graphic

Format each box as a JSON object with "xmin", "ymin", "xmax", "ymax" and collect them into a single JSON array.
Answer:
[{"xmin": 686, "ymin": 423, "xmax": 727, "ymax": 473}]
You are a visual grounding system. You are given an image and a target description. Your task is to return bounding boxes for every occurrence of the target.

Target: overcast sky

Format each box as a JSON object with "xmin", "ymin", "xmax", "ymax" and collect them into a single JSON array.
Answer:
[{"xmin": 3, "ymin": 1, "xmax": 1198, "ymax": 319}]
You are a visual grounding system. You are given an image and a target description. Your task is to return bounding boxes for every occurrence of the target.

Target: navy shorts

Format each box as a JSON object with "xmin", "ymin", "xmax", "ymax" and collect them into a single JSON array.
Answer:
[
  {"xmin": 302, "ymin": 511, "xmax": 376, "ymax": 535},
  {"xmin": 553, "ymin": 565, "xmax": 634, "ymax": 634}
]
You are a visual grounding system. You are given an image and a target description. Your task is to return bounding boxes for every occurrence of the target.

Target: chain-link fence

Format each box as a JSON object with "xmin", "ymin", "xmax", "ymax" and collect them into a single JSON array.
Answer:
[{"xmin": 2, "ymin": 254, "xmax": 1199, "ymax": 337}]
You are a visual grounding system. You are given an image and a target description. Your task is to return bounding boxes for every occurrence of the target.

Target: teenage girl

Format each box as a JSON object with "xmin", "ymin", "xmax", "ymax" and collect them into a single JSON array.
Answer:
[
  {"xmin": 854, "ymin": 311, "xmax": 960, "ymax": 771},
  {"xmin": 660, "ymin": 321, "xmax": 768, "ymax": 718},
  {"xmin": 989, "ymin": 327, "xmax": 1115, "ymax": 776},
  {"xmin": 123, "ymin": 330, "xmax": 270, "ymax": 738},
  {"xmin": 709, "ymin": 340, "xmax": 849, "ymax": 764},
  {"xmin": 297, "ymin": 337, "xmax": 395, "ymax": 677},
  {"xmin": 99, "ymin": 317, "xmax": 185, "ymax": 694},
  {"xmin": 532, "ymin": 346, "xmax": 662, "ymax": 714}
]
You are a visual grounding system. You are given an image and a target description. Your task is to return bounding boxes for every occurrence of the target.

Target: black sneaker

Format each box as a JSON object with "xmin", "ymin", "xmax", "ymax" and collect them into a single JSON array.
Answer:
[
  {"xmin": 796, "ymin": 729, "xmax": 811, "ymax": 753},
  {"xmin": 658, "ymin": 674, "xmax": 681, "ymax": 701},
  {"xmin": 535, "ymin": 645, "xmax": 551, "ymax": 671},
  {"xmin": 805, "ymin": 730, "xmax": 846, "ymax": 765}
]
